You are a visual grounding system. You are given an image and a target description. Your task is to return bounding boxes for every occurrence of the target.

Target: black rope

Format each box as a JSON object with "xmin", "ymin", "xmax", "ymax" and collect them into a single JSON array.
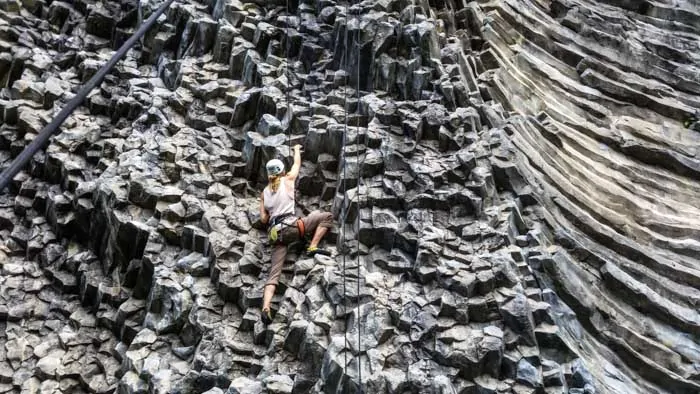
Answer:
[{"xmin": 0, "ymin": 0, "xmax": 177, "ymax": 193}]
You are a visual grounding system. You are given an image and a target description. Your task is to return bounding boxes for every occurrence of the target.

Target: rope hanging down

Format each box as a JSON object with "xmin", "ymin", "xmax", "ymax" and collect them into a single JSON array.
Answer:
[
  {"xmin": 339, "ymin": 0, "xmax": 364, "ymax": 389},
  {"xmin": 340, "ymin": 0, "xmax": 351, "ymax": 382},
  {"xmin": 0, "ymin": 0, "xmax": 176, "ymax": 193},
  {"xmin": 285, "ymin": 0, "xmax": 293, "ymax": 162},
  {"xmin": 353, "ymin": 0, "xmax": 363, "ymax": 386}
]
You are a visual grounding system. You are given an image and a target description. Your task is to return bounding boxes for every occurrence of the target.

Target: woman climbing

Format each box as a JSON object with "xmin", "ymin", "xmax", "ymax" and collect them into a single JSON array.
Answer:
[{"xmin": 259, "ymin": 144, "xmax": 334, "ymax": 324}]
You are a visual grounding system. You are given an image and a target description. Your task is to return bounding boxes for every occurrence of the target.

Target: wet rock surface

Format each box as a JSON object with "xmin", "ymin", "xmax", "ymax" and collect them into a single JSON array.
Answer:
[{"xmin": 0, "ymin": 0, "xmax": 698, "ymax": 393}]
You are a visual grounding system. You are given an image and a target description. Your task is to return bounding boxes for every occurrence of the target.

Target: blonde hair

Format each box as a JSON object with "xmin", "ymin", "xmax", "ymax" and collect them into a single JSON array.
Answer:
[{"xmin": 268, "ymin": 175, "xmax": 281, "ymax": 192}]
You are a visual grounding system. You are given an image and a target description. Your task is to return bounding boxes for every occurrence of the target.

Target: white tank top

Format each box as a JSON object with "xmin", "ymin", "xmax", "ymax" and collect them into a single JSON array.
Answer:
[{"xmin": 264, "ymin": 178, "xmax": 295, "ymax": 221}]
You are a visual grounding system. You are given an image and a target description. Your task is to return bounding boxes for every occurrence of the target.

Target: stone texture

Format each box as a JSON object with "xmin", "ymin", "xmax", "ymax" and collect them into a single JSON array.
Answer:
[{"xmin": 0, "ymin": 0, "xmax": 698, "ymax": 393}]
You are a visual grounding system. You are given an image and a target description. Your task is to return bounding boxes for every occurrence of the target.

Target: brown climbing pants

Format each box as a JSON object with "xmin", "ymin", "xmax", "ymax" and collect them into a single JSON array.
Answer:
[{"xmin": 266, "ymin": 210, "xmax": 333, "ymax": 286}]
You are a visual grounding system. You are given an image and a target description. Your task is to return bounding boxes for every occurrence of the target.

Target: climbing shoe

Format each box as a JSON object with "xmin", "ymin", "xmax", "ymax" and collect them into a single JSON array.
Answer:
[
  {"xmin": 306, "ymin": 246, "xmax": 330, "ymax": 257},
  {"xmin": 261, "ymin": 308, "xmax": 273, "ymax": 325}
]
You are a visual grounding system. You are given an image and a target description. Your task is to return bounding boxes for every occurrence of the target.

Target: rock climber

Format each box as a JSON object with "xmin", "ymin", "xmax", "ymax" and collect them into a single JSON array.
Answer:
[{"xmin": 259, "ymin": 144, "xmax": 333, "ymax": 324}]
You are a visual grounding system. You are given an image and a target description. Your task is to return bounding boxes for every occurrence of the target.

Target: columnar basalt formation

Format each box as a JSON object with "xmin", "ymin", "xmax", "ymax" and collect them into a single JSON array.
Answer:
[
  {"xmin": 0, "ymin": 0, "xmax": 697, "ymax": 393},
  {"xmin": 461, "ymin": 1, "xmax": 700, "ymax": 393}
]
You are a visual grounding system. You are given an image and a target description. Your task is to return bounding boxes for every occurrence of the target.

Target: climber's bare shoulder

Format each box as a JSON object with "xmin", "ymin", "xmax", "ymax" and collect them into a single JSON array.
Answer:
[{"xmin": 283, "ymin": 175, "xmax": 296, "ymax": 188}]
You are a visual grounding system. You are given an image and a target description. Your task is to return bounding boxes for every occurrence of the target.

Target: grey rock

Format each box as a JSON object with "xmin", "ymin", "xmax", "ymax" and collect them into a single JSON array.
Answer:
[
  {"xmin": 263, "ymin": 374, "xmax": 293, "ymax": 393},
  {"xmin": 230, "ymin": 88, "xmax": 260, "ymax": 127},
  {"xmin": 118, "ymin": 371, "xmax": 149, "ymax": 394},
  {"xmin": 228, "ymin": 376, "xmax": 263, "ymax": 394},
  {"xmin": 516, "ymin": 358, "xmax": 542, "ymax": 388},
  {"xmin": 473, "ymin": 375, "xmax": 498, "ymax": 394},
  {"xmin": 479, "ymin": 335, "xmax": 504, "ymax": 378},
  {"xmin": 283, "ymin": 319, "xmax": 308, "ymax": 354},
  {"xmin": 0, "ymin": 362, "xmax": 14, "ymax": 384},
  {"xmin": 143, "ymin": 272, "xmax": 193, "ymax": 334},
  {"xmin": 0, "ymin": 1, "xmax": 697, "ymax": 394},
  {"xmin": 86, "ymin": 4, "xmax": 116, "ymax": 39},
  {"xmin": 175, "ymin": 252, "xmax": 211, "ymax": 276},
  {"xmin": 20, "ymin": 377, "xmax": 42, "ymax": 394},
  {"xmin": 257, "ymin": 113, "xmax": 284, "ymax": 136},
  {"xmin": 207, "ymin": 183, "xmax": 233, "ymax": 201},
  {"xmin": 571, "ymin": 359, "xmax": 595, "ymax": 389},
  {"xmin": 500, "ymin": 293, "xmax": 537, "ymax": 347},
  {"xmin": 542, "ymin": 360, "xmax": 564, "ymax": 387}
]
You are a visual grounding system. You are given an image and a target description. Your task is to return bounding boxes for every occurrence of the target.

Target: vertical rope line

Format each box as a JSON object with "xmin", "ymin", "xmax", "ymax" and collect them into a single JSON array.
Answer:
[
  {"xmin": 406, "ymin": 1, "xmax": 419, "ymax": 385},
  {"xmin": 285, "ymin": 0, "xmax": 292, "ymax": 160},
  {"xmin": 341, "ymin": 0, "xmax": 351, "ymax": 377},
  {"xmin": 377, "ymin": 0, "xmax": 403, "ymax": 350},
  {"xmin": 354, "ymin": 0, "xmax": 362, "ymax": 389}
]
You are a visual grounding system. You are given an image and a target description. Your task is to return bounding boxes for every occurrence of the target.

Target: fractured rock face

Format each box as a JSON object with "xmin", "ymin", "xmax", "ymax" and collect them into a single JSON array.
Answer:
[
  {"xmin": 0, "ymin": 0, "xmax": 699, "ymax": 393},
  {"xmin": 465, "ymin": 0, "xmax": 700, "ymax": 393}
]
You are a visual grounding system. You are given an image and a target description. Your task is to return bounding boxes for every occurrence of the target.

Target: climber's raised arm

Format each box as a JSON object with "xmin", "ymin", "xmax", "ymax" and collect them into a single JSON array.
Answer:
[{"xmin": 286, "ymin": 144, "xmax": 302, "ymax": 180}]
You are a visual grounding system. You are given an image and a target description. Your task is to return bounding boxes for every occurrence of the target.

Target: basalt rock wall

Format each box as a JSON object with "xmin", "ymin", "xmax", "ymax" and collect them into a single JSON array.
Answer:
[
  {"xmin": 0, "ymin": 0, "xmax": 697, "ymax": 393},
  {"xmin": 465, "ymin": 1, "xmax": 700, "ymax": 393}
]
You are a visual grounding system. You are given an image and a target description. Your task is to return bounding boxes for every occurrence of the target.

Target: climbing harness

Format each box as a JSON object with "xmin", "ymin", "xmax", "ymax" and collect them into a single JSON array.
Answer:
[{"xmin": 267, "ymin": 213, "xmax": 305, "ymax": 244}]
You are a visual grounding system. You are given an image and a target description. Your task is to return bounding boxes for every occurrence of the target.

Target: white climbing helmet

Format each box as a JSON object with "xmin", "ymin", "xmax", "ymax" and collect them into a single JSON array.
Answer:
[{"xmin": 266, "ymin": 159, "xmax": 285, "ymax": 176}]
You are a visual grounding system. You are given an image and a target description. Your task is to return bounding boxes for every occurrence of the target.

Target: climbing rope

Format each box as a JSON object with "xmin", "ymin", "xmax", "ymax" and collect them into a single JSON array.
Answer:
[
  {"xmin": 402, "ymin": 0, "xmax": 419, "ymax": 386},
  {"xmin": 336, "ymin": 0, "xmax": 365, "ymax": 387},
  {"xmin": 285, "ymin": 0, "xmax": 293, "ymax": 163},
  {"xmin": 353, "ymin": 0, "xmax": 363, "ymax": 386},
  {"xmin": 0, "ymin": 0, "xmax": 176, "ymax": 192},
  {"xmin": 340, "ymin": 0, "xmax": 351, "ymax": 382}
]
